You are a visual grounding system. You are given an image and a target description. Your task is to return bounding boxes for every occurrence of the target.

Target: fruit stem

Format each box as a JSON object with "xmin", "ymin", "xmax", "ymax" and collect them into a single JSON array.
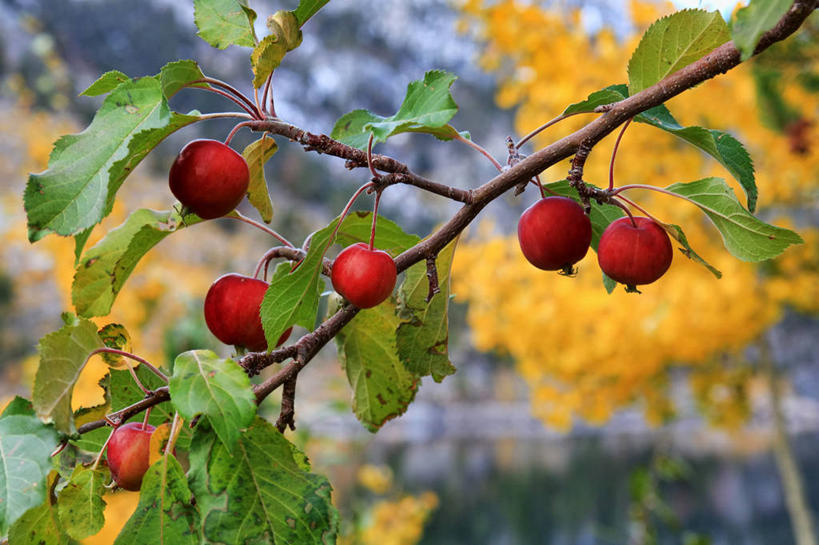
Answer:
[
  {"xmin": 534, "ymin": 174, "xmax": 547, "ymax": 199},
  {"xmin": 224, "ymin": 121, "xmax": 256, "ymax": 146},
  {"xmin": 230, "ymin": 212, "xmax": 295, "ymax": 247},
  {"xmin": 197, "ymin": 112, "xmax": 255, "ymax": 121},
  {"xmin": 367, "ymin": 133, "xmax": 379, "ymax": 179},
  {"xmin": 515, "ymin": 112, "xmax": 583, "ymax": 149},
  {"xmin": 608, "ymin": 117, "xmax": 633, "ymax": 191},
  {"xmin": 85, "ymin": 347, "xmax": 169, "ymax": 385},
  {"xmin": 614, "ymin": 194, "xmax": 663, "ymax": 227},
  {"xmin": 261, "ymin": 73, "xmax": 275, "ymax": 117},
  {"xmin": 141, "ymin": 408, "xmax": 152, "ymax": 430},
  {"xmin": 609, "ymin": 196, "xmax": 639, "ymax": 227},
  {"xmin": 452, "ymin": 131, "xmax": 503, "ymax": 172},
  {"xmin": 190, "ymin": 78, "xmax": 263, "ymax": 119},
  {"xmin": 91, "ymin": 427, "xmax": 117, "ymax": 471},
  {"xmin": 369, "ymin": 189, "xmax": 383, "ymax": 251},
  {"xmin": 327, "ymin": 182, "xmax": 377, "ymax": 254}
]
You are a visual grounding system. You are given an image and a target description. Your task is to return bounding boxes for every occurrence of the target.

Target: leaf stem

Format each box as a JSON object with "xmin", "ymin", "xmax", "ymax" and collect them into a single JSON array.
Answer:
[
  {"xmin": 261, "ymin": 73, "xmax": 275, "ymax": 116},
  {"xmin": 197, "ymin": 112, "xmax": 255, "ymax": 121},
  {"xmin": 453, "ymin": 132, "xmax": 503, "ymax": 172},
  {"xmin": 367, "ymin": 133, "xmax": 379, "ymax": 179},
  {"xmin": 515, "ymin": 112, "xmax": 583, "ymax": 149},
  {"xmin": 613, "ymin": 194, "xmax": 660, "ymax": 227},
  {"xmin": 230, "ymin": 212, "xmax": 295, "ymax": 247},
  {"xmin": 608, "ymin": 117, "xmax": 632, "ymax": 190},
  {"xmin": 85, "ymin": 347, "xmax": 168, "ymax": 384},
  {"xmin": 187, "ymin": 83, "xmax": 259, "ymax": 119},
  {"xmin": 224, "ymin": 121, "xmax": 256, "ymax": 146},
  {"xmin": 191, "ymin": 78, "xmax": 263, "ymax": 119}
]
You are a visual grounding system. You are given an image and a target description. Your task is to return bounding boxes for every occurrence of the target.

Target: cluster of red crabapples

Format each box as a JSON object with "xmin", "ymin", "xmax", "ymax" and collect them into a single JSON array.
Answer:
[{"xmin": 517, "ymin": 195, "xmax": 673, "ymax": 289}]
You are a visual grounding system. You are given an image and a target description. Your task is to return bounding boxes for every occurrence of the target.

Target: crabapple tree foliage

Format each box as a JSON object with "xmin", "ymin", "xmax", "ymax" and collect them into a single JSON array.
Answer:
[{"xmin": 2, "ymin": 0, "xmax": 815, "ymax": 543}]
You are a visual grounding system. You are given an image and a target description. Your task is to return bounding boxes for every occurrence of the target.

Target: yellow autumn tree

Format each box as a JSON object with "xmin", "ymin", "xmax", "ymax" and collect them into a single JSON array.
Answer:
[{"xmin": 453, "ymin": 0, "xmax": 819, "ymax": 430}]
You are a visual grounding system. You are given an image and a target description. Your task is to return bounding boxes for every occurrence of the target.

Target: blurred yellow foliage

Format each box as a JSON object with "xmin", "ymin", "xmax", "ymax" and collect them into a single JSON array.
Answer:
[
  {"xmin": 454, "ymin": 1, "xmax": 819, "ymax": 429},
  {"xmin": 357, "ymin": 463, "xmax": 395, "ymax": 495}
]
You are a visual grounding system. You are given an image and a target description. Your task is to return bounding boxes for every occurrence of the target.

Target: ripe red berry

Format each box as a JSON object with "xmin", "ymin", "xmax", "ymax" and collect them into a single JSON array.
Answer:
[
  {"xmin": 597, "ymin": 216, "xmax": 673, "ymax": 288},
  {"xmin": 204, "ymin": 274, "xmax": 291, "ymax": 352},
  {"xmin": 106, "ymin": 422, "xmax": 155, "ymax": 491},
  {"xmin": 169, "ymin": 139, "xmax": 249, "ymax": 219},
  {"xmin": 517, "ymin": 196, "xmax": 592, "ymax": 272},
  {"xmin": 331, "ymin": 243, "xmax": 397, "ymax": 309}
]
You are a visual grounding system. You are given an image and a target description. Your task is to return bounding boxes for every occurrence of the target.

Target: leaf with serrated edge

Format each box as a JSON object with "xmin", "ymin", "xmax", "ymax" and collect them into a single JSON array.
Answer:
[
  {"xmin": 562, "ymin": 85, "xmax": 628, "ymax": 115},
  {"xmin": 251, "ymin": 34, "xmax": 288, "ymax": 88},
  {"xmin": 731, "ymin": 0, "xmax": 792, "ymax": 61},
  {"xmin": 0, "ymin": 416, "xmax": 59, "ymax": 536},
  {"xmin": 336, "ymin": 302, "xmax": 419, "ymax": 431},
  {"xmin": 169, "ymin": 350, "xmax": 256, "ymax": 449},
  {"xmin": 113, "ymin": 456, "xmax": 200, "ymax": 545},
  {"xmin": 242, "ymin": 136, "xmax": 277, "ymax": 222},
  {"xmin": 332, "ymin": 70, "xmax": 460, "ymax": 149},
  {"xmin": 188, "ymin": 419, "xmax": 339, "ymax": 543},
  {"xmin": 81, "ymin": 70, "xmax": 129, "ymax": 97},
  {"xmin": 628, "ymin": 10, "xmax": 730, "ymax": 95},
  {"xmin": 1, "ymin": 396, "xmax": 34, "ymax": 418},
  {"xmin": 72, "ymin": 208, "xmax": 203, "ymax": 318},
  {"xmin": 32, "ymin": 318, "xmax": 103, "ymax": 433},
  {"xmin": 25, "ymin": 78, "xmax": 171, "ymax": 241},
  {"xmin": 666, "ymin": 177, "xmax": 802, "ymax": 261},
  {"xmin": 294, "ymin": 0, "xmax": 330, "ymax": 26},
  {"xmin": 397, "ymin": 236, "xmax": 458, "ymax": 382},
  {"xmin": 194, "ymin": 0, "xmax": 256, "ymax": 49},
  {"xmin": 57, "ymin": 465, "xmax": 108, "ymax": 540},
  {"xmin": 159, "ymin": 59, "xmax": 208, "ymax": 99}
]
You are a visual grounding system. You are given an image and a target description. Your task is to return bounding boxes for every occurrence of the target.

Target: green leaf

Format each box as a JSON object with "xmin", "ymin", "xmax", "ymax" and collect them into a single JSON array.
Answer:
[
  {"xmin": 260, "ymin": 224, "xmax": 333, "ymax": 347},
  {"xmin": 113, "ymin": 456, "xmax": 200, "ymax": 545},
  {"xmin": 331, "ymin": 70, "xmax": 461, "ymax": 149},
  {"xmin": 72, "ymin": 208, "xmax": 203, "ymax": 318},
  {"xmin": 731, "ymin": 0, "xmax": 792, "ymax": 61},
  {"xmin": 7, "ymin": 472, "xmax": 70, "ymax": 545},
  {"xmin": 57, "ymin": 465, "xmax": 108, "ymax": 540},
  {"xmin": 0, "ymin": 416, "xmax": 59, "ymax": 535},
  {"xmin": 32, "ymin": 318, "xmax": 103, "ymax": 433},
  {"xmin": 159, "ymin": 60, "xmax": 208, "ymax": 99},
  {"xmin": 25, "ymin": 77, "xmax": 200, "ymax": 241},
  {"xmin": 603, "ymin": 273, "xmax": 618, "ymax": 294},
  {"xmin": 169, "ymin": 350, "xmax": 256, "ymax": 450},
  {"xmin": 1, "ymin": 396, "xmax": 34, "ymax": 418},
  {"xmin": 251, "ymin": 34, "xmax": 288, "ymax": 88},
  {"xmin": 335, "ymin": 302, "xmax": 420, "ymax": 432},
  {"xmin": 562, "ymin": 85, "xmax": 628, "ymax": 115},
  {"xmin": 267, "ymin": 10, "xmax": 303, "ymax": 51},
  {"xmin": 294, "ymin": 0, "xmax": 330, "ymax": 26},
  {"xmin": 194, "ymin": 0, "xmax": 257, "ymax": 49},
  {"xmin": 73, "ymin": 228, "xmax": 93, "ymax": 265},
  {"xmin": 81, "ymin": 70, "xmax": 129, "ymax": 97},
  {"xmin": 396, "ymin": 236, "xmax": 458, "ymax": 382},
  {"xmin": 666, "ymin": 177, "xmax": 803, "ymax": 261},
  {"xmin": 188, "ymin": 418, "xmax": 339, "ymax": 544},
  {"xmin": 628, "ymin": 10, "xmax": 730, "ymax": 95},
  {"xmin": 336, "ymin": 211, "xmax": 421, "ymax": 256},
  {"xmin": 660, "ymin": 223, "xmax": 722, "ymax": 278},
  {"xmin": 242, "ymin": 135, "xmax": 277, "ymax": 222},
  {"xmin": 97, "ymin": 323, "xmax": 132, "ymax": 366}
]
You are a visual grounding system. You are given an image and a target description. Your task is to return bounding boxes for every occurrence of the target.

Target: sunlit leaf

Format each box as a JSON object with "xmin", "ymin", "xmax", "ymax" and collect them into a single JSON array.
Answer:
[
  {"xmin": 159, "ymin": 59, "xmax": 208, "ymax": 98},
  {"xmin": 628, "ymin": 10, "xmax": 730, "ymax": 94},
  {"xmin": 169, "ymin": 350, "xmax": 256, "ymax": 449},
  {"xmin": 57, "ymin": 465, "xmax": 108, "ymax": 540},
  {"xmin": 294, "ymin": 0, "xmax": 330, "ymax": 26},
  {"xmin": 666, "ymin": 177, "xmax": 803, "ymax": 261},
  {"xmin": 32, "ymin": 317, "xmax": 103, "ymax": 433},
  {"xmin": 194, "ymin": 0, "xmax": 257, "ymax": 49},
  {"xmin": 242, "ymin": 135, "xmax": 277, "ymax": 222},
  {"xmin": 81, "ymin": 70, "xmax": 129, "ymax": 97}
]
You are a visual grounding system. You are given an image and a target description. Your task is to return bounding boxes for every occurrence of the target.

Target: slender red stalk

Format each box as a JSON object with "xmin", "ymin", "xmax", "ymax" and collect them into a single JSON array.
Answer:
[
  {"xmin": 367, "ymin": 133, "xmax": 379, "ymax": 178},
  {"xmin": 369, "ymin": 189, "xmax": 383, "ymax": 251},
  {"xmin": 190, "ymin": 78, "xmax": 262, "ymax": 118},
  {"xmin": 85, "ymin": 348, "xmax": 168, "ymax": 384},
  {"xmin": 452, "ymin": 132, "xmax": 503, "ymax": 172},
  {"xmin": 515, "ymin": 112, "xmax": 584, "ymax": 149},
  {"xmin": 141, "ymin": 407, "xmax": 152, "ymax": 430},
  {"xmin": 608, "ymin": 117, "xmax": 633, "ymax": 190},
  {"xmin": 262, "ymin": 73, "xmax": 274, "ymax": 116},
  {"xmin": 224, "ymin": 121, "xmax": 256, "ymax": 146},
  {"xmin": 230, "ymin": 212, "xmax": 295, "ymax": 247},
  {"xmin": 187, "ymin": 84, "xmax": 259, "ymax": 118}
]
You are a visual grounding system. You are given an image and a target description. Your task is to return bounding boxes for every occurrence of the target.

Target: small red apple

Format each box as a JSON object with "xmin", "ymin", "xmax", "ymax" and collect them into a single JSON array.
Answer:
[
  {"xmin": 517, "ymin": 196, "xmax": 592, "ymax": 272},
  {"xmin": 106, "ymin": 422, "xmax": 155, "ymax": 491},
  {"xmin": 169, "ymin": 139, "xmax": 249, "ymax": 219},
  {"xmin": 597, "ymin": 216, "xmax": 673, "ymax": 288},
  {"xmin": 331, "ymin": 243, "xmax": 397, "ymax": 309},
  {"xmin": 204, "ymin": 273, "xmax": 291, "ymax": 352}
]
